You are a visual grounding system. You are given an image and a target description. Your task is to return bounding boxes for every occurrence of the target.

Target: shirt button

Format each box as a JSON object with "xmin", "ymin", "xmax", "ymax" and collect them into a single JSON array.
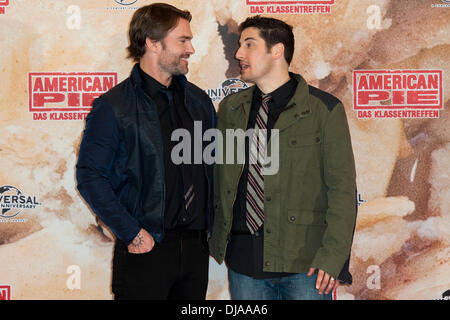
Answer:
[
  {"xmin": 265, "ymin": 261, "xmax": 271, "ymax": 267},
  {"xmin": 266, "ymin": 229, "xmax": 271, "ymax": 234},
  {"xmin": 290, "ymin": 216, "xmax": 296, "ymax": 222},
  {"xmin": 266, "ymin": 196, "xmax": 271, "ymax": 201}
]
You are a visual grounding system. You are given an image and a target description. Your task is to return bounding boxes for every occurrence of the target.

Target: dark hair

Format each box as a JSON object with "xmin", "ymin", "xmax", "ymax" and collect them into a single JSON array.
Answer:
[
  {"xmin": 127, "ymin": 3, "xmax": 192, "ymax": 62},
  {"xmin": 239, "ymin": 16, "xmax": 294, "ymax": 65}
]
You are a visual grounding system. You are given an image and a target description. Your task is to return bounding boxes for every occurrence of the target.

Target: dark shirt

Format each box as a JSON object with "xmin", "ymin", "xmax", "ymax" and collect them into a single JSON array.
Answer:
[
  {"xmin": 225, "ymin": 76, "xmax": 298, "ymax": 278},
  {"xmin": 139, "ymin": 66, "xmax": 207, "ymax": 232}
]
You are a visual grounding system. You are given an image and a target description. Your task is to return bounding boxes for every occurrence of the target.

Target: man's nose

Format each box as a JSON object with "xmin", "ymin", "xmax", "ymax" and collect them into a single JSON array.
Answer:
[
  {"xmin": 187, "ymin": 41, "xmax": 195, "ymax": 55},
  {"xmin": 235, "ymin": 46, "xmax": 243, "ymax": 60}
]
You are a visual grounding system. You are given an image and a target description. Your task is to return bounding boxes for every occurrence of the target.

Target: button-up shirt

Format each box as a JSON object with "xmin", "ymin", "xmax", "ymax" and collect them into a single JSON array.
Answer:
[{"xmin": 139, "ymin": 66, "xmax": 207, "ymax": 231}]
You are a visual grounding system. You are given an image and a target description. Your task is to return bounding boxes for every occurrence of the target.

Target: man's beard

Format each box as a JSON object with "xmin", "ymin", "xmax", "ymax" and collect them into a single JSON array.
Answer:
[{"xmin": 159, "ymin": 44, "xmax": 189, "ymax": 76}]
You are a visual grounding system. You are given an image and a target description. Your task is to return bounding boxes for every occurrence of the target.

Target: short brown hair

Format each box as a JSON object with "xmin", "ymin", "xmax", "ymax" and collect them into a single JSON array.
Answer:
[
  {"xmin": 239, "ymin": 16, "xmax": 294, "ymax": 65},
  {"xmin": 127, "ymin": 3, "xmax": 192, "ymax": 62}
]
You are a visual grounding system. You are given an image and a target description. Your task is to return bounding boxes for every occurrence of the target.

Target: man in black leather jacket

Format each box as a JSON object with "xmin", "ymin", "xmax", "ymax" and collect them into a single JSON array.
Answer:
[{"xmin": 76, "ymin": 3, "xmax": 216, "ymax": 300}]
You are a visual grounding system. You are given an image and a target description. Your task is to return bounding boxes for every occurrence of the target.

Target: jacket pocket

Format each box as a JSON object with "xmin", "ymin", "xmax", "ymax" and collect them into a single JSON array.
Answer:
[
  {"xmin": 287, "ymin": 133, "xmax": 321, "ymax": 148},
  {"xmin": 287, "ymin": 133, "xmax": 322, "ymax": 173},
  {"xmin": 287, "ymin": 209, "xmax": 326, "ymax": 226},
  {"xmin": 282, "ymin": 210, "xmax": 327, "ymax": 260}
]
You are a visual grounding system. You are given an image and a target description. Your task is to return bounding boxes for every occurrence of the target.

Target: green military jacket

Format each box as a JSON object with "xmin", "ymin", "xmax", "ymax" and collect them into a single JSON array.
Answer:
[{"xmin": 209, "ymin": 73, "xmax": 357, "ymax": 279}]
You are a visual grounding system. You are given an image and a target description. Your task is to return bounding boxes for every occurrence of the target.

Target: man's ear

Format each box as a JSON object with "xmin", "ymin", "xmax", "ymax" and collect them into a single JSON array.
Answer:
[
  {"xmin": 145, "ymin": 37, "xmax": 161, "ymax": 54},
  {"xmin": 271, "ymin": 43, "xmax": 285, "ymax": 61}
]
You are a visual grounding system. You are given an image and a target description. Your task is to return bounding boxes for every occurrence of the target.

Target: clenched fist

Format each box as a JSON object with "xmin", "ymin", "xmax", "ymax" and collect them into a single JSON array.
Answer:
[{"xmin": 127, "ymin": 228, "xmax": 155, "ymax": 254}]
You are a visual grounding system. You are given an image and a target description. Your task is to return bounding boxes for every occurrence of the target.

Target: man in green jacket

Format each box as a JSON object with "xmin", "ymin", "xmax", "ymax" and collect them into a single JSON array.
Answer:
[{"xmin": 209, "ymin": 16, "xmax": 357, "ymax": 300}]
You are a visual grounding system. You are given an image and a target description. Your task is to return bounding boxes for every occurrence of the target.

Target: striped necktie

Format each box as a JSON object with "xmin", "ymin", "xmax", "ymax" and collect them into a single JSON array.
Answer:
[{"xmin": 246, "ymin": 94, "xmax": 270, "ymax": 234}]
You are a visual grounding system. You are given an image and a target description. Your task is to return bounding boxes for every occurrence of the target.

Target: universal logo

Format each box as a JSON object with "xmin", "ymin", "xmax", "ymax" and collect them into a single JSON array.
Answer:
[
  {"xmin": 114, "ymin": 0, "xmax": 138, "ymax": 5},
  {"xmin": 107, "ymin": 0, "xmax": 138, "ymax": 11},
  {"xmin": 206, "ymin": 78, "xmax": 249, "ymax": 102},
  {"xmin": 0, "ymin": 185, "xmax": 42, "ymax": 223}
]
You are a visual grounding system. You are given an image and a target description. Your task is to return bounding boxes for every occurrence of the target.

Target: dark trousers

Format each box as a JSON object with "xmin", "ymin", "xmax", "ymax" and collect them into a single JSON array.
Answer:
[{"xmin": 112, "ymin": 230, "xmax": 209, "ymax": 300}]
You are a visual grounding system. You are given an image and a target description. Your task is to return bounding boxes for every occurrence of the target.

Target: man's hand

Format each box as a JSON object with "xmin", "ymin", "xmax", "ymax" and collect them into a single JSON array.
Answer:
[
  {"xmin": 308, "ymin": 267, "xmax": 339, "ymax": 295},
  {"xmin": 127, "ymin": 228, "xmax": 155, "ymax": 254}
]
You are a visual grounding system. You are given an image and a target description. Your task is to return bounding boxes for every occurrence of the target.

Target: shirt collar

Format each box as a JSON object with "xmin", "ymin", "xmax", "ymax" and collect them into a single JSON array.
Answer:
[
  {"xmin": 254, "ymin": 76, "xmax": 298, "ymax": 107},
  {"xmin": 138, "ymin": 64, "xmax": 182, "ymax": 97}
]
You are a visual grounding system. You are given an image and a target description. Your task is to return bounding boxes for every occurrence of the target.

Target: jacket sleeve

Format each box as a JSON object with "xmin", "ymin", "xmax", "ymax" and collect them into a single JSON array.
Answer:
[
  {"xmin": 76, "ymin": 97, "xmax": 141, "ymax": 245},
  {"xmin": 311, "ymin": 103, "xmax": 357, "ymax": 279}
]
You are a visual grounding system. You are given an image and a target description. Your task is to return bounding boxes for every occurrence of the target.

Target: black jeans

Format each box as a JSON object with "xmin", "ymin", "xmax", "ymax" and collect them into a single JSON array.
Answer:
[{"xmin": 112, "ymin": 230, "xmax": 209, "ymax": 300}]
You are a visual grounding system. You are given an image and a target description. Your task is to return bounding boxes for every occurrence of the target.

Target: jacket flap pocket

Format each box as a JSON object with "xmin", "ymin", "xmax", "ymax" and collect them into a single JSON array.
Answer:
[
  {"xmin": 287, "ymin": 210, "xmax": 326, "ymax": 225},
  {"xmin": 288, "ymin": 133, "xmax": 321, "ymax": 148}
]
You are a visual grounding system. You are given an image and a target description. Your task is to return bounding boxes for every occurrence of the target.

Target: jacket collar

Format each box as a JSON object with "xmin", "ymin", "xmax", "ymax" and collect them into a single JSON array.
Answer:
[
  {"xmin": 274, "ymin": 72, "xmax": 311, "ymax": 131},
  {"xmin": 232, "ymin": 72, "xmax": 311, "ymax": 131},
  {"xmin": 130, "ymin": 63, "xmax": 188, "ymax": 89}
]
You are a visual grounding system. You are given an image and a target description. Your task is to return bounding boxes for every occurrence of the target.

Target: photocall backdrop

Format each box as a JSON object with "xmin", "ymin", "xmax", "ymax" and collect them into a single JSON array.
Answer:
[{"xmin": 0, "ymin": 0, "xmax": 449, "ymax": 300}]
